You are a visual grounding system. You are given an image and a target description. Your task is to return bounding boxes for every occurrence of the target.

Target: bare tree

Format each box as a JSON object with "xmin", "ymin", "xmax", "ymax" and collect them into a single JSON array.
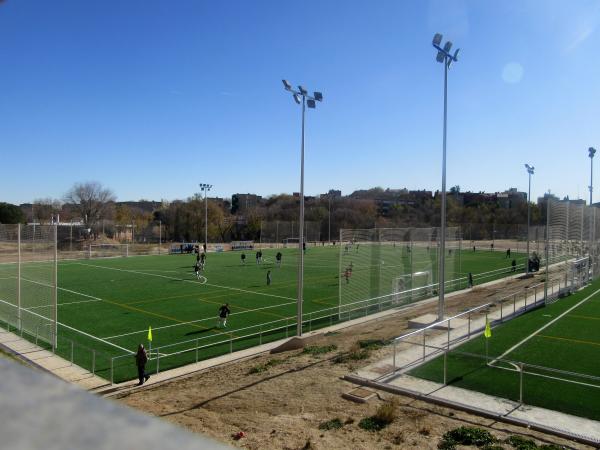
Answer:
[{"xmin": 64, "ymin": 182, "xmax": 116, "ymax": 227}]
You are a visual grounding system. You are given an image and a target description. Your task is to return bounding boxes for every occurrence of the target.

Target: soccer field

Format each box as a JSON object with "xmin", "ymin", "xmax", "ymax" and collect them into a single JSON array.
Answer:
[
  {"xmin": 1, "ymin": 245, "xmax": 527, "ymax": 382},
  {"xmin": 409, "ymin": 279, "xmax": 600, "ymax": 421}
]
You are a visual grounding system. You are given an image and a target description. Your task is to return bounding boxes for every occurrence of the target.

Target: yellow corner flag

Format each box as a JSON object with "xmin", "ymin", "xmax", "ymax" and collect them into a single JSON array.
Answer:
[
  {"xmin": 147, "ymin": 326, "xmax": 153, "ymax": 342},
  {"xmin": 484, "ymin": 319, "xmax": 492, "ymax": 338}
]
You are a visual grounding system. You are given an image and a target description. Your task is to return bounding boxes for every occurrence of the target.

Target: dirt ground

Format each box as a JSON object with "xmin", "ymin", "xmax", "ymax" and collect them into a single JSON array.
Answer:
[{"xmin": 116, "ymin": 270, "xmax": 592, "ymax": 450}]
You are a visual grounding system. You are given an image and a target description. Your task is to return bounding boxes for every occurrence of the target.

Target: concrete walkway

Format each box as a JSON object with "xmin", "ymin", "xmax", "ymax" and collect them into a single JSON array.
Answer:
[{"xmin": 0, "ymin": 328, "xmax": 108, "ymax": 390}]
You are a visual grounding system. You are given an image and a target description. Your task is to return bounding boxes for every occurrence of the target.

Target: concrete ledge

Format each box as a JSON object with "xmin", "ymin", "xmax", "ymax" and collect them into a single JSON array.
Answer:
[{"xmin": 344, "ymin": 374, "xmax": 600, "ymax": 447}]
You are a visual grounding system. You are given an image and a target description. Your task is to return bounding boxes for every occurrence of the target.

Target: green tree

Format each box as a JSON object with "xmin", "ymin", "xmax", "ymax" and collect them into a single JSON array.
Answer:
[{"xmin": 0, "ymin": 203, "xmax": 25, "ymax": 224}]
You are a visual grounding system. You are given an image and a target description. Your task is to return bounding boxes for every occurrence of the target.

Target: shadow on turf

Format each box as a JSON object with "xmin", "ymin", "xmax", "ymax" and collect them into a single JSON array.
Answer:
[{"xmin": 185, "ymin": 328, "xmax": 215, "ymax": 336}]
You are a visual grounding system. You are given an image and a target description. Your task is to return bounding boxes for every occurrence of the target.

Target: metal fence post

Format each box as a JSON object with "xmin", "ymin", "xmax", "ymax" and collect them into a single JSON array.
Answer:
[
  {"xmin": 519, "ymin": 362, "xmax": 524, "ymax": 404},
  {"xmin": 195, "ymin": 339, "xmax": 199, "ymax": 363},
  {"xmin": 443, "ymin": 350, "xmax": 447, "ymax": 385},
  {"xmin": 447, "ymin": 319, "xmax": 451, "ymax": 350},
  {"xmin": 467, "ymin": 313, "xmax": 471, "ymax": 337},
  {"xmin": 422, "ymin": 331, "xmax": 426, "ymax": 360},
  {"xmin": 393, "ymin": 340, "xmax": 396, "ymax": 371}
]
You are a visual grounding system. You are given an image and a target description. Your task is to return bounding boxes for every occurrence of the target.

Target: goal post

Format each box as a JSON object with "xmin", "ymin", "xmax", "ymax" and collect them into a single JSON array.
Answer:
[{"xmin": 88, "ymin": 243, "xmax": 129, "ymax": 258}]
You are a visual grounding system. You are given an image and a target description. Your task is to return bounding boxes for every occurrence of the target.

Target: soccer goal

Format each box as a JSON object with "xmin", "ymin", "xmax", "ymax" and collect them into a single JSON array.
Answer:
[
  {"xmin": 392, "ymin": 271, "xmax": 433, "ymax": 305},
  {"xmin": 88, "ymin": 243, "xmax": 129, "ymax": 259},
  {"xmin": 231, "ymin": 240, "xmax": 254, "ymax": 251},
  {"xmin": 282, "ymin": 237, "xmax": 300, "ymax": 247}
]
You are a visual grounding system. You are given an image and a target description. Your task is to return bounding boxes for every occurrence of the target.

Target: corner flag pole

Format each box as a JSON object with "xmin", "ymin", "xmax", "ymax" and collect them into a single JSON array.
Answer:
[
  {"xmin": 148, "ymin": 326, "xmax": 153, "ymax": 357},
  {"xmin": 484, "ymin": 314, "xmax": 492, "ymax": 363}
]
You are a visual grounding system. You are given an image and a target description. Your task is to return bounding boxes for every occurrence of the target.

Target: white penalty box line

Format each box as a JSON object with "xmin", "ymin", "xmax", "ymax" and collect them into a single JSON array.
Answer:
[
  {"xmin": 72, "ymin": 262, "xmax": 295, "ymax": 301},
  {"xmin": 488, "ymin": 286, "xmax": 600, "ymax": 367},
  {"xmin": 0, "ymin": 296, "xmax": 132, "ymax": 354}
]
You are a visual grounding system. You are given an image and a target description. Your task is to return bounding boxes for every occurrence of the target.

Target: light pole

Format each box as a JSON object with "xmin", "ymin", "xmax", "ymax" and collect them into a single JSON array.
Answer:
[
  {"xmin": 589, "ymin": 147, "xmax": 596, "ymax": 261},
  {"xmin": 199, "ymin": 183, "xmax": 212, "ymax": 252},
  {"xmin": 525, "ymin": 164, "xmax": 535, "ymax": 275},
  {"xmin": 282, "ymin": 79, "xmax": 323, "ymax": 336},
  {"xmin": 328, "ymin": 194, "xmax": 332, "ymax": 243},
  {"xmin": 432, "ymin": 33, "xmax": 460, "ymax": 321}
]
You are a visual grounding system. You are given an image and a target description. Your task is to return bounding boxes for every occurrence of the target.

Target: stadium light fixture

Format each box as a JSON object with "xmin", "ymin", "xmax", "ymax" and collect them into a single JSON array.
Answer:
[
  {"xmin": 524, "ymin": 164, "xmax": 534, "ymax": 275},
  {"xmin": 199, "ymin": 183, "xmax": 212, "ymax": 253},
  {"xmin": 589, "ymin": 147, "xmax": 596, "ymax": 262},
  {"xmin": 282, "ymin": 79, "xmax": 323, "ymax": 337},
  {"xmin": 431, "ymin": 33, "xmax": 460, "ymax": 321}
]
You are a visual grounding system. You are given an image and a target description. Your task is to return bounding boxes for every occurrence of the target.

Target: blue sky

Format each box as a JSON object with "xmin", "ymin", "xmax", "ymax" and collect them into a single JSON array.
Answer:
[{"xmin": 1, "ymin": 0, "xmax": 599, "ymax": 204}]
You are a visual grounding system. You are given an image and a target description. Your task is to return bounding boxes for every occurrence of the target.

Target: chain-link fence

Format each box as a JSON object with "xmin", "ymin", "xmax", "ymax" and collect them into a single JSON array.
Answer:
[{"xmin": 0, "ymin": 224, "xmax": 57, "ymax": 348}]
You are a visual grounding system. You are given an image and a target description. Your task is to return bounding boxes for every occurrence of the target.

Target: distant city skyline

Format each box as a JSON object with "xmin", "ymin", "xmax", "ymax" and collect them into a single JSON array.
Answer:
[{"xmin": 1, "ymin": 1, "xmax": 599, "ymax": 206}]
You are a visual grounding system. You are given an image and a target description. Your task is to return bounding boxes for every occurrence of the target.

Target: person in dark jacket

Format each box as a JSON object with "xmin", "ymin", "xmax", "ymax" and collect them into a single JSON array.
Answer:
[{"xmin": 135, "ymin": 344, "xmax": 150, "ymax": 386}]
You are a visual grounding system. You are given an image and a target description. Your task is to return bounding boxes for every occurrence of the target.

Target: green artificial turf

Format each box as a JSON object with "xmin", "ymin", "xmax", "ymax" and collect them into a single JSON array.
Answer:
[
  {"xmin": 0, "ymin": 245, "xmax": 528, "ymax": 382},
  {"xmin": 409, "ymin": 279, "xmax": 600, "ymax": 420}
]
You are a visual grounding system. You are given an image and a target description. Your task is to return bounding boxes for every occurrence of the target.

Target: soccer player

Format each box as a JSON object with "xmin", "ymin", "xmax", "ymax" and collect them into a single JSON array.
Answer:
[
  {"xmin": 256, "ymin": 251, "xmax": 260, "ymax": 264},
  {"xmin": 276, "ymin": 251, "xmax": 282, "ymax": 267},
  {"xmin": 194, "ymin": 261, "xmax": 201, "ymax": 279},
  {"xmin": 511, "ymin": 259, "xmax": 517, "ymax": 272},
  {"xmin": 266, "ymin": 270, "xmax": 272, "ymax": 286},
  {"xmin": 217, "ymin": 303, "xmax": 231, "ymax": 328},
  {"xmin": 467, "ymin": 272, "xmax": 474, "ymax": 288},
  {"xmin": 302, "ymin": 242, "xmax": 306, "ymax": 254},
  {"xmin": 241, "ymin": 252, "xmax": 246, "ymax": 264},
  {"xmin": 506, "ymin": 248, "xmax": 511, "ymax": 258},
  {"xmin": 200, "ymin": 252, "xmax": 206, "ymax": 270}
]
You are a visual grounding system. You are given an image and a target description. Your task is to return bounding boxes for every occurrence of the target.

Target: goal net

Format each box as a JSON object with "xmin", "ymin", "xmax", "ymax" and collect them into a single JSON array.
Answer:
[
  {"xmin": 0, "ymin": 224, "xmax": 57, "ymax": 348},
  {"xmin": 89, "ymin": 243, "xmax": 129, "ymax": 258},
  {"xmin": 338, "ymin": 227, "xmax": 460, "ymax": 316},
  {"xmin": 392, "ymin": 270, "xmax": 433, "ymax": 304},
  {"xmin": 231, "ymin": 240, "xmax": 254, "ymax": 251}
]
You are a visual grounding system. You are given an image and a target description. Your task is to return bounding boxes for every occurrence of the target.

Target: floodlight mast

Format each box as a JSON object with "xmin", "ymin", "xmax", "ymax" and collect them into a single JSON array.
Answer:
[
  {"xmin": 432, "ymin": 33, "xmax": 460, "ymax": 321},
  {"xmin": 589, "ymin": 147, "xmax": 596, "ymax": 265},
  {"xmin": 282, "ymin": 80, "xmax": 323, "ymax": 336},
  {"xmin": 524, "ymin": 164, "xmax": 534, "ymax": 275},
  {"xmin": 199, "ymin": 183, "xmax": 212, "ymax": 252}
]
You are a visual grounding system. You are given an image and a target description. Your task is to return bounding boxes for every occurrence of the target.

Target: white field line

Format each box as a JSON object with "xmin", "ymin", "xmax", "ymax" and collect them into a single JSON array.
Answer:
[
  {"xmin": 0, "ymin": 296, "xmax": 131, "ymax": 354},
  {"xmin": 73, "ymin": 262, "xmax": 294, "ymax": 301},
  {"xmin": 18, "ymin": 276, "xmax": 104, "ymax": 306},
  {"xmin": 489, "ymin": 287, "xmax": 600, "ymax": 365},
  {"xmin": 101, "ymin": 299, "xmax": 296, "ymax": 340},
  {"xmin": 490, "ymin": 362, "xmax": 600, "ymax": 390}
]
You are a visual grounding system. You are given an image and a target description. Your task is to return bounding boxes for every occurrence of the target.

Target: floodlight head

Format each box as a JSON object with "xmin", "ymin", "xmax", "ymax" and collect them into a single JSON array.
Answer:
[
  {"xmin": 282, "ymin": 79, "xmax": 292, "ymax": 91},
  {"xmin": 525, "ymin": 164, "xmax": 534, "ymax": 175},
  {"xmin": 436, "ymin": 51, "xmax": 445, "ymax": 63},
  {"xmin": 293, "ymin": 93, "xmax": 301, "ymax": 104},
  {"xmin": 298, "ymin": 85, "xmax": 307, "ymax": 95},
  {"xmin": 314, "ymin": 91, "xmax": 323, "ymax": 102},
  {"xmin": 432, "ymin": 33, "xmax": 443, "ymax": 46},
  {"xmin": 443, "ymin": 41, "xmax": 453, "ymax": 53},
  {"xmin": 307, "ymin": 99, "xmax": 316, "ymax": 109},
  {"xmin": 453, "ymin": 48, "xmax": 460, "ymax": 61},
  {"xmin": 589, "ymin": 147, "xmax": 596, "ymax": 158}
]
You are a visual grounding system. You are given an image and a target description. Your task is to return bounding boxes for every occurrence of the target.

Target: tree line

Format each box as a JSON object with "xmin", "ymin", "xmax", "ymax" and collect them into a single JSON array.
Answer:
[{"xmin": 0, "ymin": 181, "xmax": 545, "ymax": 243}]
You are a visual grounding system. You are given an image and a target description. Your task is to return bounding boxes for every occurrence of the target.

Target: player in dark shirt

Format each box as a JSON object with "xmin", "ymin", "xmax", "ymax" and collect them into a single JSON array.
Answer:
[
  {"xmin": 217, "ymin": 303, "xmax": 231, "ymax": 328},
  {"xmin": 241, "ymin": 252, "xmax": 246, "ymax": 264},
  {"xmin": 276, "ymin": 252, "xmax": 282, "ymax": 268}
]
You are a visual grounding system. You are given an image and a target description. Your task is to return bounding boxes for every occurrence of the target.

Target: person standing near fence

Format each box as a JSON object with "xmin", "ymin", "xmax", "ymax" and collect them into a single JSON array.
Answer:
[
  {"xmin": 135, "ymin": 344, "xmax": 150, "ymax": 386},
  {"xmin": 467, "ymin": 272, "xmax": 473, "ymax": 288}
]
